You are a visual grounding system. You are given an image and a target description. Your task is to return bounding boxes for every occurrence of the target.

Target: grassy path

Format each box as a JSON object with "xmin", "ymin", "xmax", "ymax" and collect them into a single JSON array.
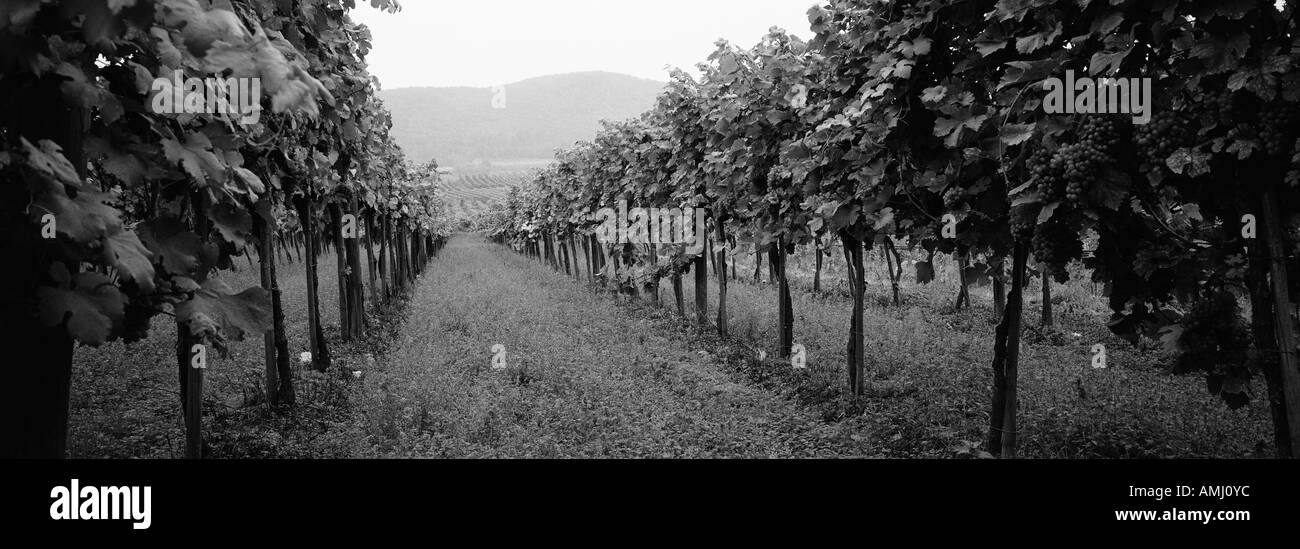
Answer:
[
  {"xmin": 68, "ymin": 233, "xmax": 1262, "ymax": 458},
  {"xmin": 354, "ymin": 233, "xmax": 867, "ymax": 458}
]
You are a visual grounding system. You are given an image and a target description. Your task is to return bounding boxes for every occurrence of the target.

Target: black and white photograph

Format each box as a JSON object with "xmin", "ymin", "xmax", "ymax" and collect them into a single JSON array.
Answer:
[{"xmin": 1, "ymin": 0, "xmax": 1298, "ymax": 536}]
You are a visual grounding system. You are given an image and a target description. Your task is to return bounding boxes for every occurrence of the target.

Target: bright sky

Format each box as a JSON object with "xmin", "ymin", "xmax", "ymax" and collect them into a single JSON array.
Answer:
[{"xmin": 350, "ymin": 0, "xmax": 817, "ymax": 89}]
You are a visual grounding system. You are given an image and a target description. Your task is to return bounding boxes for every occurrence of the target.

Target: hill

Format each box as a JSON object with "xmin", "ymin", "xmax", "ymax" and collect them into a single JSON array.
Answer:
[{"xmin": 380, "ymin": 71, "xmax": 665, "ymax": 169}]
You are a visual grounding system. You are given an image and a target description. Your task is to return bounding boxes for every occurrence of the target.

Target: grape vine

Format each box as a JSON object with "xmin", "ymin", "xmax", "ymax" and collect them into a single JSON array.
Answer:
[{"xmin": 481, "ymin": 0, "xmax": 1300, "ymax": 459}]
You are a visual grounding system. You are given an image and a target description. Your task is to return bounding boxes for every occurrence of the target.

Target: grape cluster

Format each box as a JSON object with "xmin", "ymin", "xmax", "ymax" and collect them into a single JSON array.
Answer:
[
  {"xmin": 1215, "ymin": 90, "xmax": 1245, "ymax": 128},
  {"xmin": 1026, "ymin": 147, "xmax": 1063, "ymax": 203},
  {"xmin": 1031, "ymin": 220, "xmax": 1082, "ymax": 283},
  {"xmin": 1133, "ymin": 112, "xmax": 1192, "ymax": 173},
  {"xmin": 1010, "ymin": 208, "xmax": 1036, "ymax": 242},
  {"xmin": 1259, "ymin": 104, "xmax": 1299, "ymax": 157},
  {"xmin": 1049, "ymin": 116, "xmax": 1122, "ymax": 205},
  {"xmin": 942, "ymin": 187, "xmax": 963, "ymax": 209}
]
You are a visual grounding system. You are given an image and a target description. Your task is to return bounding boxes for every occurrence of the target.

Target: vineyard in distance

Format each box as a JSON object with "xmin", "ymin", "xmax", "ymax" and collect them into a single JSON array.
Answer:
[
  {"xmin": 440, "ymin": 169, "xmax": 535, "ymax": 220},
  {"xmin": 5, "ymin": 0, "xmax": 1300, "ymax": 463}
]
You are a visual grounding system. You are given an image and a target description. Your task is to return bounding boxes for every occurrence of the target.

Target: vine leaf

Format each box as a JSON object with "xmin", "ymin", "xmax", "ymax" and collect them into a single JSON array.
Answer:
[
  {"xmin": 175, "ymin": 279, "xmax": 270, "ymax": 356},
  {"xmin": 902, "ymin": 38, "xmax": 932, "ymax": 57},
  {"xmin": 86, "ymin": 136, "xmax": 147, "ymax": 187},
  {"xmin": 209, "ymin": 201, "xmax": 253, "ymax": 247},
  {"xmin": 1189, "ymin": 33, "xmax": 1251, "ymax": 75},
  {"xmin": 999, "ymin": 123, "xmax": 1035, "ymax": 146},
  {"xmin": 37, "ymin": 264, "xmax": 125, "ymax": 347},
  {"xmin": 1037, "ymin": 201, "xmax": 1060, "ymax": 224},
  {"xmin": 1091, "ymin": 11, "xmax": 1124, "ymax": 37},
  {"xmin": 138, "ymin": 217, "xmax": 202, "ymax": 275},
  {"xmin": 61, "ymin": 0, "xmax": 123, "ymax": 51},
  {"xmin": 0, "ymin": 0, "xmax": 42, "ymax": 29},
  {"xmin": 126, "ymin": 61, "xmax": 154, "ymax": 93},
  {"xmin": 22, "ymin": 138, "xmax": 80, "ymax": 188},
  {"xmin": 1089, "ymin": 48, "xmax": 1131, "ymax": 77},
  {"xmin": 1090, "ymin": 169, "xmax": 1130, "ymax": 210},
  {"xmin": 1166, "ymin": 148, "xmax": 1211, "ymax": 177},
  {"xmin": 151, "ymin": 27, "xmax": 184, "ymax": 68},
  {"xmin": 934, "ymin": 107, "xmax": 989, "ymax": 148},
  {"xmin": 224, "ymin": 151, "xmax": 265, "ymax": 197},
  {"xmin": 163, "ymin": 133, "xmax": 225, "ymax": 185},
  {"xmin": 54, "ymin": 62, "xmax": 123, "ymax": 122},
  {"xmin": 873, "ymin": 208, "xmax": 895, "ymax": 231},
  {"xmin": 1015, "ymin": 21, "xmax": 1061, "ymax": 54},
  {"xmin": 993, "ymin": 0, "xmax": 1034, "ymax": 22},
  {"xmin": 830, "ymin": 202, "xmax": 859, "ymax": 231},
  {"xmin": 157, "ymin": 0, "xmax": 248, "ymax": 57},
  {"xmin": 921, "ymin": 85, "xmax": 948, "ymax": 105},
  {"xmin": 975, "ymin": 40, "xmax": 1007, "ymax": 57},
  {"xmin": 997, "ymin": 59, "xmax": 1060, "ymax": 90},
  {"xmin": 33, "ymin": 188, "xmax": 121, "ymax": 245},
  {"xmin": 102, "ymin": 228, "xmax": 156, "ymax": 292},
  {"xmin": 1226, "ymin": 67, "xmax": 1277, "ymax": 101}
]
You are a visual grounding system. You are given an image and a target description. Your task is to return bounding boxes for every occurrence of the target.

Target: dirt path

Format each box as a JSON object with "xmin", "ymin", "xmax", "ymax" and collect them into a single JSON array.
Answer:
[{"xmin": 354, "ymin": 233, "xmax": 867, "ymax": 458}]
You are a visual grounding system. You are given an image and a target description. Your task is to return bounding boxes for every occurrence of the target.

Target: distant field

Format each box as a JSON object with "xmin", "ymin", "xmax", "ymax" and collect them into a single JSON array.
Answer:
[{"xmin": 439, "ymin": 169, "xmax": 535, "ymax": 218}]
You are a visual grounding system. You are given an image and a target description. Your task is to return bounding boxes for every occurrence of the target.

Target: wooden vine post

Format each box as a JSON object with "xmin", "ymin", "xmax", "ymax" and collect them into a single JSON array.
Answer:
[
  {"xmin": 1041, "ymin": 276, "xmax": 1053, "ymax": 327},
  {"xmin": 693, "ymin": 241, "xmax": 709, "ymax": 326},
  {"xmin": 841, "ymin": 232, "xmax": 866, "ymax": 396},
  {"xmin": 715, "ymin": 222, "xmax": 729, "ymax": 338},
  {"xmin": 255, "ymin": 208, "xmax": 279, "ymax": 406},
  {"xmin": 178, "ymin": 190, "xmax": 213, "ymax": 460},
  {"xmin": 988, "ymin": 241, "xmax": 1030, "ymax": 458},
  {"xmin": 1259, "ymin": 184, "xmax": 1300, "ymax": 457},
  {"xmin": 773, "ymin": 237, "xmax": 793, "ymax": 357},
  {"xmin": 296, "ymin": 194, "xmax": 330, "ymax": 371}
]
